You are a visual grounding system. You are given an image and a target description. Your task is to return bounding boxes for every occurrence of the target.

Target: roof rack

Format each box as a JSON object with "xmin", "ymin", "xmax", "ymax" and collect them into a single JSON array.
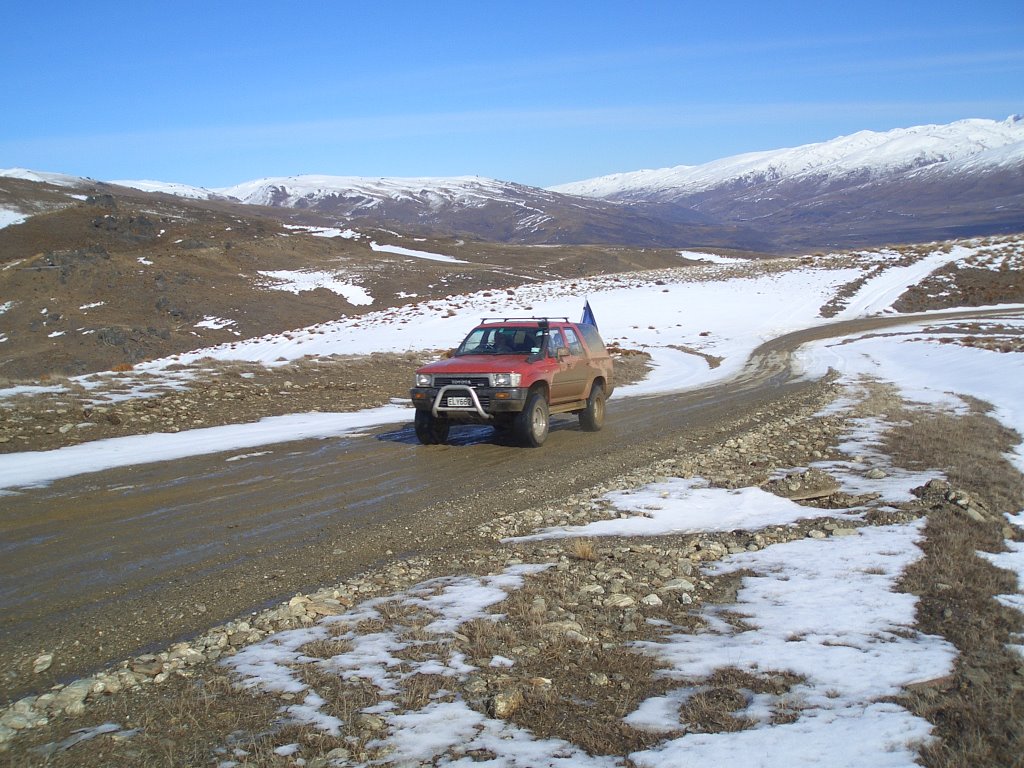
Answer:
[{"xmin": 478, "ymin": 316, "xmax": 570, "ymax": 324}]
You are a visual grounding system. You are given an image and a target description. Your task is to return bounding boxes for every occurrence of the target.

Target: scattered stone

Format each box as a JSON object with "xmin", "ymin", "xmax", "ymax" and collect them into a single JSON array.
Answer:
[
  {"xmin": 762, "ymin": 469, "xmax": 841, "ymax": 500},
  {"xmin": 662, "ymin": 578, "xmax": 696, "ymax": 593},
  {"xmin": 604, "ymin": 594, "xmax": 636, "ymax": 609},
  {"xmin": 488, "ymin": 690, "xmax": 523, "ymax": 718},
  {"xmin": 353, "ymin": 713, "xmax": 387, "ymax": 734},
  {"xmin": 50, "ymin": 681, "xmax": 92, "ymax": 713},
  {"xmin": 130, "ymin": 658, "xmax": 164, "ymax": 677},
  {"xmin": 541, "ymin": 620, "xmax": 584, "ymax": 636}
]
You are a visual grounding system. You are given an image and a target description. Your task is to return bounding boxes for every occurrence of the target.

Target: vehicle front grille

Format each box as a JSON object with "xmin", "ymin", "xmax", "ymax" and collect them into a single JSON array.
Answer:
[{"xmin": 434, "ymin": 376, "xmax": 490, "ymax": 388}]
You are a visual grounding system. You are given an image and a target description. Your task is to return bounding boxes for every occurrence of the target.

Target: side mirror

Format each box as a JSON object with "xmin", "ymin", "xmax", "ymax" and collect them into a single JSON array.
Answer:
[{"xmin": 556, "ymin": 347, "xmax": 569, "ymax": 360}]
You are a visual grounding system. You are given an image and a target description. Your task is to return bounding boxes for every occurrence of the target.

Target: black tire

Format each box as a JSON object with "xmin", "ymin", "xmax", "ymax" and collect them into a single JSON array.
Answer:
[
  {"xmin": 414, "ymin": 410, "xmax": 450, "ymax": 445},
  {"xmin": 579, "ymin": 383, "xmax": 606, "ymax": 432},
  {"xmin": 514, "ymin": 389, "xmax": 549, "ymax": 447}
]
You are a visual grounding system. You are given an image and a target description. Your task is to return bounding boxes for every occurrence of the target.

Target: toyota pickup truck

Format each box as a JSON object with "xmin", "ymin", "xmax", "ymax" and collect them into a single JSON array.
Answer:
[{"xmin": 410, "ymin": 317, "xmax": 614, "ymax": 447}]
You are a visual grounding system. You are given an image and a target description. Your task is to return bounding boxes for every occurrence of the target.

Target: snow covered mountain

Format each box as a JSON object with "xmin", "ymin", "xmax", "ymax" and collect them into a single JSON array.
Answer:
[
  {"xmin": 548, "ymin": 117, "xmax": 1024, "ymax": 248},
  {"xmin": 550, "ymin": 117, "xmax": 1024, "ymax": 200},
  {"xmin": 110, "ymin": 178, "xmax": 234, "ymax": 201},
  {"xmin": 5, "ymin": 116, "xmax": 1022, "ymax": 252},
  {"xmin": 204, "ymin": 117, "xmax": 1024, "ymax": 249},
  {"xmin": 0, "ymin": 167, "xmax": 94, "ymax": 188},
  {"xmin": 213, "ymin": 174, "xmax": 762, "ymax": 249},
  {"xmin": 220, "ymin": 174, "xmax": 526, "ymax": 209}
]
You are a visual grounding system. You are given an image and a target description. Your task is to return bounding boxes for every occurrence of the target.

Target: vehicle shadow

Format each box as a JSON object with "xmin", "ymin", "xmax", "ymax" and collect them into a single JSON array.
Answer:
[{"xmin": 377, "ymin": 418, "xmax": 578, "ymax": 447}]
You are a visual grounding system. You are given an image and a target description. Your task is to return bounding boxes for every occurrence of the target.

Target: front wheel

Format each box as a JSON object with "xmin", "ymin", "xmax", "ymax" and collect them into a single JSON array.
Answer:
[
  {"xmin": 414, "ymin": 410, "xmax": 450, "ymax": 445},
  {"xmin": 513, "ymin": 390, "xmax": 549, "ymax": 447},
  {"xmin": 579, "ymin": 383, "xmax": 605, "ymax": 432}
]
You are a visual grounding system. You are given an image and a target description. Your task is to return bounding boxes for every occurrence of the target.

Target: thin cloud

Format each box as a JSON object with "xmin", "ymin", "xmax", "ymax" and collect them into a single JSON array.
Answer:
[{"xmin": 2, "ymin": 100, "xmax": 1018, "ymax": 154}]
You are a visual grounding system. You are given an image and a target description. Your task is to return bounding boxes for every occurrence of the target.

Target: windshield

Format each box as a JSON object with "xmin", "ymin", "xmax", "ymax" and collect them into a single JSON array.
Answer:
[{"xmin": 455, "ymin": 326, "xmax": 544, "ymax": 356}]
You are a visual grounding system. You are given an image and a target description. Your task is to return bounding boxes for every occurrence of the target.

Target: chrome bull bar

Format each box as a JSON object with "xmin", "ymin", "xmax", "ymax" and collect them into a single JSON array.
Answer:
[{"xmin": 431, "ymin": 385, "xmax": 492, "ymax": 420}]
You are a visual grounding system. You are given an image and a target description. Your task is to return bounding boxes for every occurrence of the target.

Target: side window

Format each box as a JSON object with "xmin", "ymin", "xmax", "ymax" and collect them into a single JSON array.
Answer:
[
  {"xmin": 548, "ymin": 330, "xmax": 566, "ymax": 357},
  {"xmin": 578, "ymin": 324, "xmax": 607, "ymax": 354},
  {"xmin": 563, "ymin": 328, "xmax": 584, "ymax": 357}
]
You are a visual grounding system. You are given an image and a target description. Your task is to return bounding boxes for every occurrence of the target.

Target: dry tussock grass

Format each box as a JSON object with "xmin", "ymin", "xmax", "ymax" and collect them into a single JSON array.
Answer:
[
  {"xmin": 898, "ymin": 506, "xmax": 1024, "ymax": 768},
  {"xmin": 459, "ymin": 617, "xmax": 514, "ymax": 659},
  {"xmin": 397, "ymin": 673, "xmax": 450, "ymax": 711},
  {"xmin": 297, "ymin": 637, "xmax": 353, "ymax": 659},
  {"xmin": 880, "ymin": 400, "xmax": 1024, "ymax": 768},
  {"xmin": 568, "ymin": 537, "xmax": 598, "ymax": 561},
  {"xmin": 681, "ymin": 686, "xmax": 754, "ymax": 733},
  {"xmin": 499, "ymin": 643, "xmax": 676, "ymax": 755},
  {"xmin": 298, "ymin": 666, "xmax": 381, "ymax": 721},
  {"xmin": 884, "ymin": 399, "xmax": 1024, "ymax": 514},
  {"xmin": 3, "ymin": 674, "xmax": 283, "ymax": 768},
  {"xmin": 671, "ymin": 667, "xmax": 810, "ymax": 733}
]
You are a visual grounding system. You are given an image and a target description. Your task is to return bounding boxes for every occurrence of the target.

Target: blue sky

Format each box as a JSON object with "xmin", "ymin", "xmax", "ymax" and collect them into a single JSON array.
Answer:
[{"xmin": 2, "ymin": 0, "xmax": 1021, "ymax": 188}]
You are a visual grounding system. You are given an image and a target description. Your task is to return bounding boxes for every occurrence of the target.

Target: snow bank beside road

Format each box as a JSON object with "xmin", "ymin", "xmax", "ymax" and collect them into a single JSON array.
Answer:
[
  {"xmin": 0, "ymin": 407, "xmax": 406, "ymax": 491},
  {"xmin": 2, "ymin": 242, "xmax": 1021, "ymax": 491}
]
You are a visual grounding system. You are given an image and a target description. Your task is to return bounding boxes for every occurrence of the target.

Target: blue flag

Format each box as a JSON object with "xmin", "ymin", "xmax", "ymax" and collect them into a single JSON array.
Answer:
[{"xmin": 581, "ymin": 300, "xmax": 598, "ymax": 329}]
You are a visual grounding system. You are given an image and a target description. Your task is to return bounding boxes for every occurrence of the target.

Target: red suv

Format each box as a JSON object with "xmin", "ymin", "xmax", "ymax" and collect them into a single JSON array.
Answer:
[{"xmin": 410, "ymin": 317, "xmax": 614, "ymax": 447}]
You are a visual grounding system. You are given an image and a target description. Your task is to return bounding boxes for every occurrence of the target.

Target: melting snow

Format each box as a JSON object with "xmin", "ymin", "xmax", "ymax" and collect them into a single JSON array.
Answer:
[
  {"xmin": 369, "ymin": 241, "xmax": 468, "ymax": 263},
  {"xmin": 257, "ymin": 270, "xmax": 373, "ymax": 305},
  {"xmin": 195, "ymin": 316, "xmax": 237, "ymax": 330},
  {"xmin": 282, "ymin": 224, "xmax": 360, "ymax": 239},
  {"xmin": 0, "ymin": 209, "xmax": 28, "ymax": 230}
]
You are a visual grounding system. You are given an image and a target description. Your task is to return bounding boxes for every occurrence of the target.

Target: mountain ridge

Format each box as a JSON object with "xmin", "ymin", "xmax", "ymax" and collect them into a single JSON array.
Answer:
[
  {"xmin": 549, "ymin": 115, "xmax": 1024, "ymax": 200},
  {"xmin": 4, "ymin": 115, "xmax": 1023, "ymax": 251}
]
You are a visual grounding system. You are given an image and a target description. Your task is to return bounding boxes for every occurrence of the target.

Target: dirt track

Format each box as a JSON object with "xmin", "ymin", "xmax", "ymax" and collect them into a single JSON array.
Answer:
[{"xmin": 3, "ymin": 306, "xmax": 1020, "ymax": 705}]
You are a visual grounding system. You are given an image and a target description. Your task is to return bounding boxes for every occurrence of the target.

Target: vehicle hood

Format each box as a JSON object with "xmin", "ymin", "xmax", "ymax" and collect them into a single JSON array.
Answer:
[{"xmin": 418, "ymin": 354, "xmax": 530, "ymax": 374}]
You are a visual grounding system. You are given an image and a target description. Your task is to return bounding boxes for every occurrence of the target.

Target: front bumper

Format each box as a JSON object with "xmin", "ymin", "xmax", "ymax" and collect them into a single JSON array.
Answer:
[{"xmin": 410, "ymin": 385, "xmax": 528, "ymax": 420}]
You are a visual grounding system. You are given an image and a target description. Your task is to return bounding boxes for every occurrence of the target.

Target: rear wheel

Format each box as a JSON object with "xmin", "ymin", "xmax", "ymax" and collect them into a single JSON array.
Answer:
[
  {"xmin": 514, "ymin": 390, "xmax": 549, "ymax": 447},
  {"xmin": 579, "ymin": 383, "xmax": 606, "ymax": 432},
  {"xmin": 414, "ymin": 410, "xmax": 450, "ymax": 445}
]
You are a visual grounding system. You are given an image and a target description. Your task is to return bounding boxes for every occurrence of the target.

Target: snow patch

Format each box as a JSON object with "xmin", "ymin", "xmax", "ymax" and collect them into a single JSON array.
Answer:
[
  {"xmin": 369, "ymin": 241, "xmax": 468, "ymax": 263},
  {"xmin": 257, "ymin": 270, "xmax": 373, "ymax": 305}
]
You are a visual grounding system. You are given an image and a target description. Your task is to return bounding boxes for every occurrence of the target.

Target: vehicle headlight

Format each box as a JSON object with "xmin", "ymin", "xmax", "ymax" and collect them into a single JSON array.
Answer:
[
  {"xmin": 493, "ymin": 373, "xmax": 521, "ymax": 387},
  {"xmin": 414, "ymin": 373, "xmax": 433, "ymax": 387}
]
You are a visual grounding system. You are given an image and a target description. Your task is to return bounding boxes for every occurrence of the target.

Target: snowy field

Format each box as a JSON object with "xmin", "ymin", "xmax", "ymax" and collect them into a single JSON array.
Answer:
[
  {"xmin": 2, "ymin": 238, "xmax": 1024, "ymax": 764},
  {"xmin": 2, "ymin": 239, "xmax": 1023, "ymax": 489}
]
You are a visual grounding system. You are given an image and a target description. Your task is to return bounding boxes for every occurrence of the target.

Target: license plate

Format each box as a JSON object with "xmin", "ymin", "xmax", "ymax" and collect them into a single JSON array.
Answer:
[{"xmin": 447, "ymin": 396, "xmax": 471, "ymax": 407}]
